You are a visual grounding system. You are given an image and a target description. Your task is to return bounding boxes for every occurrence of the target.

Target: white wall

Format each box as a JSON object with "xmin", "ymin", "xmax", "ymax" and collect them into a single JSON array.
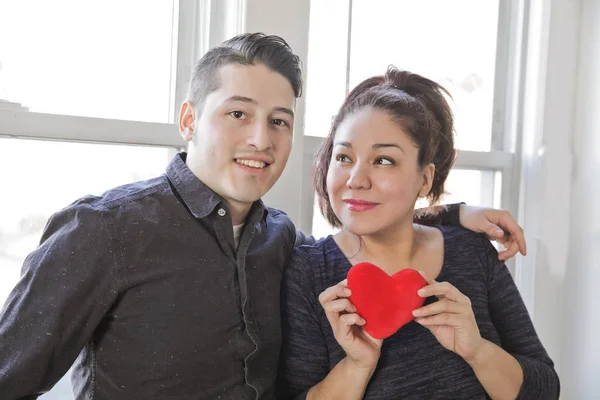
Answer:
[
  {"xmin": 560, "ymin": 0, "xmax": 600, "ymax": 396},
  {"xmin": 526, "ymin": 0, "xmax": 600, "ymax": 398}
]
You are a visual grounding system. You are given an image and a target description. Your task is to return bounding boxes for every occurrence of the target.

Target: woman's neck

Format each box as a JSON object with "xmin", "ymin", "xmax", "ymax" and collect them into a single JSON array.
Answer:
[{"xmin": 338, "ymin": 219, "xmax": 429, "ymax": 274}]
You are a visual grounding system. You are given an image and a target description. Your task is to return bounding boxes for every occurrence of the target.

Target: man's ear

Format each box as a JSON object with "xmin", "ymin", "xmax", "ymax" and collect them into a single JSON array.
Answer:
[
  {"xmin": 419, "ymin": 163, "xmax": 436, "ymax": 197},
  {"xmin": 179, "ymin": 101, "xmax": 196, "ymax": 142}
]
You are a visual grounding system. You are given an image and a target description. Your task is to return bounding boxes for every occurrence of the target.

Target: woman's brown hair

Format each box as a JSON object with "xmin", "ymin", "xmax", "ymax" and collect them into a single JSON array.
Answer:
[{"xmin": 314, "ymin": 66, "xmax": 457, "ymax": 228}]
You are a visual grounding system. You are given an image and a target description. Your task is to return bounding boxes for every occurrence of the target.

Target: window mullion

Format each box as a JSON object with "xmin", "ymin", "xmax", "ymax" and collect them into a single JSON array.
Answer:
[
  {"xmin": 0, "ymin": 110, "xmax": 183, "ymax": 148},
  {"xmin": 171, "ymin": 0, "xmax": 210, "ymax": 124}
]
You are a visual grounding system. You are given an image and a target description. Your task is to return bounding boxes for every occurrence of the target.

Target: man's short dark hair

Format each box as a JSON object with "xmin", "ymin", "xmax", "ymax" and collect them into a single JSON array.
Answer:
[{"xmin": 186, "ymin": 32, "xmax": 303, "ymax": 112}]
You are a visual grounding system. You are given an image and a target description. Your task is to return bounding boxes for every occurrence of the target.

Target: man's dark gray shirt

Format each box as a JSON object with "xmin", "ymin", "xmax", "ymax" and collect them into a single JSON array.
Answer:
[
  {"xmin": 0, "ymin": 153, "xmax": 460, "ymax": 399},
  {"xmin": 0, "ymin": 153, "xmax": 301, "ymax": 399}
]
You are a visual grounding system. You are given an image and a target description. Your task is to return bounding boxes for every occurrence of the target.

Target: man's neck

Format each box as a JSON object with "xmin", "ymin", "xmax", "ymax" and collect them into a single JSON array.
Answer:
[
  {"xmin": 226, "ymin": 201, "xmax": 252, "ymax": 225},
  {"xmin": 183, "ymin": 153, "xmax": 253, "ymax": 225}
]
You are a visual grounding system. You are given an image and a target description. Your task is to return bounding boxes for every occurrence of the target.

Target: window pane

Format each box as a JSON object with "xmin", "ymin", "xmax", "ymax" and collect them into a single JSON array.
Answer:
[
  {"xmin": 349, "ymin": 0, "xmax": 499, "ymax": 151},
  {"xmin": 0, "ymin": 0, "xmax": 176, "ymax": 123},
  {"xmin": 0, "ymin": 138, "xmax": 172, "ymax": 398},
  {"xmin": 311, "ymin": 168, "xmax": 501, "ymax": 238},
  {"xmin": 304, "ymin": 0, "xmax": 350, "ymax": 137},
  {"xmin": 312, "ymin": 195, "xmax": 341, "ymax": 240},
  {"xmin": 439, "ymin": 169, "xmax": 501, "ymax": 208}
]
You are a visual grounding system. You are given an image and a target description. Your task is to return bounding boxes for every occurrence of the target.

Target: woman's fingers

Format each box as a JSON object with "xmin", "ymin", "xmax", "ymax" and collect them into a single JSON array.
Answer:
[
  {"xmin": 333, "ymin": 313, "xmax": 366, "ymax": 340},
  {"xmin": 415, "ymin": 312, "xmax": 465, "ymax": 327},
  {"xmin": 498, "ymin": 240, "xmax": 520, "ymax": 261},
  {"xmin": 412, "ymin": 298, "xmax": 466, "ymax": 318},
  {"xmin": 339, "ymin": 313, "xmax": 366, "ymax": 327},
  {"xmin": 418, "ymin": 270, "xmax": 436, "ymax": 285},
  {"xmin": 318, "ymin": 279, "xmax": 351, "ymax": 306},
  {"xmin": 324, "ymin": 298, "xmax": 356, "ymax": 314},
  {"xmin": 417, "ymin": 281, "xmax": 467, "ymax": 303},
  {"xmin": 418, "ymin": 271, "xmax": 463, "ymax": 301},
  {"xmin": 319, "ymin": 280, "xmax": 365, "ymax": 336}
]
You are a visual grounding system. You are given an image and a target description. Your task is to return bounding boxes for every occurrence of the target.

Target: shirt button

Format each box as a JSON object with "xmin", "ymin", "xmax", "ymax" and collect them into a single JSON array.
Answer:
[{"xmin": 217, "ymin": 208, "xmax": 226, "ymax": 217}]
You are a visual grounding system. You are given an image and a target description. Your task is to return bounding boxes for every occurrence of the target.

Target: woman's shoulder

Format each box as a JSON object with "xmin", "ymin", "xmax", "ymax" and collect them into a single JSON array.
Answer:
[
  {"xmin": 287, "ymin": 235, "xmax": 351, "ymax": 292},
  {"xmin": 439, "ymin": 225, "xmax": 501, "ymax": 277},
  {"xmin": 440, "ymin": 225, "xmax": 496, "ymax": 253}
]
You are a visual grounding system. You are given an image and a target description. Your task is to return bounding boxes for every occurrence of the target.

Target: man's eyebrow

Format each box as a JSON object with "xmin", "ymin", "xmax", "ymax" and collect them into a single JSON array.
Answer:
[
  {"xmin": 225, "ymin": 95, "xmax": 257, "ymax": 104},
  {"xmin": 225, "ymin": 95, "xmax": 294, "ymax": 118},
  {"xmin": 273, "ymin": 107, "xmax": 295, "ymax": 118}
]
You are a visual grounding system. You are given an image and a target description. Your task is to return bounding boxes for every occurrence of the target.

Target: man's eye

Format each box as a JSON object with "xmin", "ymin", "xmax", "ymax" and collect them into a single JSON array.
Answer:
[
  {"xmin": 229, "ymin": 111, "xmax": 246, "ymax": 119},
  {"xmin": 271, "ymin": 119, "xmax": 289, "ymax": 127}
]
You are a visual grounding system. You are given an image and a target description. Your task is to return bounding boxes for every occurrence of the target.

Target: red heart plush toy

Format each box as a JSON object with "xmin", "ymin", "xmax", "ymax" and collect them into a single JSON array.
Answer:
[{"xmin": 347, "ymin": 262, "xmax": 427, "ymax": 339}]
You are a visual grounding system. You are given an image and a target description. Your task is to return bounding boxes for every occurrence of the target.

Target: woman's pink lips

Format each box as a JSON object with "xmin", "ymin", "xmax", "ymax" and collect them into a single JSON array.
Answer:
[{"xmin": 343, "ymin": 199, "xmax": 379, "ymax": 212}]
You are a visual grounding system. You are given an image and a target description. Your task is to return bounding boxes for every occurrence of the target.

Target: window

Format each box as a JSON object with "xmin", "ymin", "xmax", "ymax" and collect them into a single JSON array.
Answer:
[
  {"xmin": 304, "ymin": 0, "xmax": 350, "ymax": 137},
  {"xmin": 305, "ymin": 0, "xmax": 500, "ymax": 152},
  {"xmin": 348, "ymin": 0, "xmax": 500, "ymax": 152},
  {"xmin": 304, "ymin": 0, "xmax": 523, "ymax": 241},
  {"xmin": 0, "ymin": 0, "xmax": 177, "ymax": 123}
]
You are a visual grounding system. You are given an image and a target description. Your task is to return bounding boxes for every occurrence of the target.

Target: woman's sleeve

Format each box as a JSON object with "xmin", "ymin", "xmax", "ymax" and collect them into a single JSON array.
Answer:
[
  {"xmin": 277, "ymin": 249, "xmax": 331, "ymax": 400},
  {"xmin": 483, "ymin": 239, "xmax": 560, "ymax": 399}
]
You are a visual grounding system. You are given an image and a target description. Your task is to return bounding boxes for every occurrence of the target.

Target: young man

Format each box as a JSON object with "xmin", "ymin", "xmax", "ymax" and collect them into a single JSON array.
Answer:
[{"xmin": 0, "ymin": 33, "xmax": 526, "ymax": 399}]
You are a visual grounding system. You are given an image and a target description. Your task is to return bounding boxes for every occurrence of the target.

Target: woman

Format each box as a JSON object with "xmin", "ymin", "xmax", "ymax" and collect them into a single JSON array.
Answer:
[{"xmin": 277, "ymin": 67, "xmax": 559, "ymax": 399}]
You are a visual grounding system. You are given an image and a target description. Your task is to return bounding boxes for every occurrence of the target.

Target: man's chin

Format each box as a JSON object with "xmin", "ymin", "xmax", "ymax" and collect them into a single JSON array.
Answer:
[{"xmin": 229, "ymin": 189, "xmax": 266, "ymax": 205}]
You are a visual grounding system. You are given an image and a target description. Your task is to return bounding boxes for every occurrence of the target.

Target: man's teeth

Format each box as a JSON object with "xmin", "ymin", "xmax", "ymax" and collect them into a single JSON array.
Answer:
[{"xmin": 236, "ymin": 159, "xmax": 267, "ymax": 169}]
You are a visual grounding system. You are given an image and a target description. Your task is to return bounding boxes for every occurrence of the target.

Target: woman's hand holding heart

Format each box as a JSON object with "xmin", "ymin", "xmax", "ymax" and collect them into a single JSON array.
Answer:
[
  {"xmin": 413, "ymin": 272, "xmax": 485, "ymax": 362},
  {"xmin": 318, "ymin": 280, "xmax": 383, "ymax": 370}
]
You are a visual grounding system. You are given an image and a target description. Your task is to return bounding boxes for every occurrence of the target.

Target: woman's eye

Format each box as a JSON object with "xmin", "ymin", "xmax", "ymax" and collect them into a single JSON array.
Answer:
[
  {"xmin": 375, "ymin": 157, "xmax": 394, "ymax": 165},
  {"xmin": 229, "ymin": 111, "xmax": 246, "ymax": 119},
  {"xmin": 336, "ymin": 154, "xmax": 351, "ymax": 163}
]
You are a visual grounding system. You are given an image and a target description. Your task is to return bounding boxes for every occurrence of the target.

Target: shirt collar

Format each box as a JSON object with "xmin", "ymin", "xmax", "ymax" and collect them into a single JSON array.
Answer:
[{"xmin": 166, "ymin": 152, "xmax": 268, "ymax": 221}]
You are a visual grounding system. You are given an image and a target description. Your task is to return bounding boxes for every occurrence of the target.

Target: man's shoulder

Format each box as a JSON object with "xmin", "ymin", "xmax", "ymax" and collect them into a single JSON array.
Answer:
[
  {"xmin": 288, "ymin": 236, "xmax": 333, "ymax": 272},
  {"xmin": 265, "ymin": 206, "xmax": 292, "ymax": 220},
  {"xmin": 54, "ymin": 175, "xmax": 171, "ymax": 225},
  {"xmin": 90, "ymin": 175, "xmax": 171, "ymax": 210},
  {"xmin": 265, "ymin": 206, "xmax": 298, "ymax": 233}
]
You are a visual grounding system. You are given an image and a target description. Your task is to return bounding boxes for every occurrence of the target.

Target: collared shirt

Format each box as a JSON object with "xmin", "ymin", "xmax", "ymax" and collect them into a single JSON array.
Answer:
[{"xmin": 0, "ymin": 153, "xmax": 299, "ymax": 399}]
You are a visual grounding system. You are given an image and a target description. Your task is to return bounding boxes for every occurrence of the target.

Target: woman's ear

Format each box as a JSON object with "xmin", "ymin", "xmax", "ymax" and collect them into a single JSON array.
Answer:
[{"xmin": 419, "ymin": 163, "xmax": 436, "ymax": 198}]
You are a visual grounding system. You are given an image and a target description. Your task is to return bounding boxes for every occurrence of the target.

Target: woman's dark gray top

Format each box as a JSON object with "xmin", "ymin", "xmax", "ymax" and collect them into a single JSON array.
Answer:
[{"xmin": 277, "ymin": 226, "xmax": 559, "ymax": 400}]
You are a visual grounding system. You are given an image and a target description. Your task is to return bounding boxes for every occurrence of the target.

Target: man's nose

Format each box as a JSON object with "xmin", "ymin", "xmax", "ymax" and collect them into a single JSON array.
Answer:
[{"xmin": 246, "ymin": 120, "xmax": 272, "ymax": 152}]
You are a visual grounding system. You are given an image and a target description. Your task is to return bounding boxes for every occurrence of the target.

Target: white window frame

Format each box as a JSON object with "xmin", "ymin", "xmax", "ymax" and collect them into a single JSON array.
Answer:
[{"xmin": 0, "ymin": 0, "xmax": 220, "ymax": 154}]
